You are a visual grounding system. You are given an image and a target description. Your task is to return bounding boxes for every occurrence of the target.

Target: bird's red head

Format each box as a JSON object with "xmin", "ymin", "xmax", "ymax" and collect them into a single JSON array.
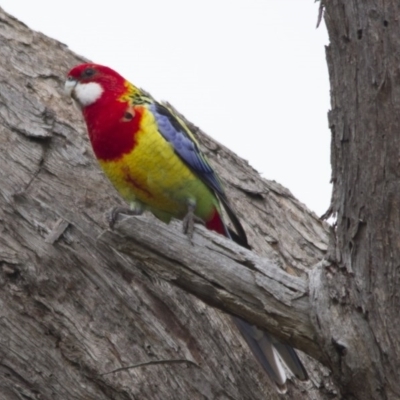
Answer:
[
  {"xmin": 65, "ymin": 63, "xmax": 127, "ymax": 108},
  {"xmin": 65, "ymin": 63, "xmax": 141, "ymax": 160}
]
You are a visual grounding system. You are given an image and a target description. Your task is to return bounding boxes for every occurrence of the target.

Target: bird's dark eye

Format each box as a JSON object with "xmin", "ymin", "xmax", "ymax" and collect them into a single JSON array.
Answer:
[{"xmin": 82, "ymin": 68, "xmax": 95, "ymax": 78}]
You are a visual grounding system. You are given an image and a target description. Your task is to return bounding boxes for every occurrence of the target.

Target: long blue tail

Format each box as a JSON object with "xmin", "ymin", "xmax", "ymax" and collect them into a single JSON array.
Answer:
[{"xmin": 214, "ymin": 200, "xmax": 308, "ymax": 391}]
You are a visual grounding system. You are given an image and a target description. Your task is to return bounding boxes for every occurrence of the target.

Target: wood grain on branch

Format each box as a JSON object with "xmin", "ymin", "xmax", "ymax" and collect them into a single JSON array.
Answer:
[{"xmin": 100, "ymin": 216, "xmax": 320, "ymax": 360}]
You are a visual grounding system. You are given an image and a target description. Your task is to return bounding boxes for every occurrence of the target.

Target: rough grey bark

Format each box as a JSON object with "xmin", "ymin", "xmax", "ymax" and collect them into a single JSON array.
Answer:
[
  {"xmin": 0, "ymin": 6, "xmax": 353, "ymax": 400},
  {"xmin": 311, "ymin": 1, "xmax": 400, "ymax": 399},
  {"xmin": 101, "ymin": 216, "xmax": 319, "ymax": 360}
]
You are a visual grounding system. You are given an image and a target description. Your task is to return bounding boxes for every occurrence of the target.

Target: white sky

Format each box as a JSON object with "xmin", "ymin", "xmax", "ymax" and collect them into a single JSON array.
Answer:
[{"xmin": 1, "ymin": 1, "xmax": 331, "ymax": 216}]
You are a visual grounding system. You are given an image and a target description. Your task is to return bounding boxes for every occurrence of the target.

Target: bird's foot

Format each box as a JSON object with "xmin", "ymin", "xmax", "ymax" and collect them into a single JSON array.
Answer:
[
  {"xmin": 182, "ymin": 202, "xmax": 205, "ymax": 240},
  {"xmin": 107, "ymin": 205, "xmax": 143, "ymax": 229}
]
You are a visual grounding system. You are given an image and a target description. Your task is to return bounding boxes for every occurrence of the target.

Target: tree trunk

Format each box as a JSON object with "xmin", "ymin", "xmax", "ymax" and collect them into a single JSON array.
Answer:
[{"xmin": 312, "ymin": 1, "xmax": 400, "ymax": 399}]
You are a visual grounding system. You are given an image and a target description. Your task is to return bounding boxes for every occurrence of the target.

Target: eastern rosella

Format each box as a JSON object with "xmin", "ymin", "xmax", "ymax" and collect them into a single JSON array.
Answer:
[{"xmin": 65, "ymin": 63, "xmax": 308, "ymax": 392}]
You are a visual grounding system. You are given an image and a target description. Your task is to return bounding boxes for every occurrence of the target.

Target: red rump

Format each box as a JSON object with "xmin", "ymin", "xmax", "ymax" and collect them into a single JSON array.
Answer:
[{"xmin": 206, "ymin": 208, "xmax": 227, "ymax": 236}]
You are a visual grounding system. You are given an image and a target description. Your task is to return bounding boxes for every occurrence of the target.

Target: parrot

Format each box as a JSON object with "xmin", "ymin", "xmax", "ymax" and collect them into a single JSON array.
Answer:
[{"xmin": 65, "ymin": 63, "xmax": 308, "ymax": 392}]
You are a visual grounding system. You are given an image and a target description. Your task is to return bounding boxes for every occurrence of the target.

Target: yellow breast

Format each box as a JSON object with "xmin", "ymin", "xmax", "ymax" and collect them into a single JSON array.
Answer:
[{"xmin": 99, "ymin": 107, "xmax": 216, "ymax": 221}]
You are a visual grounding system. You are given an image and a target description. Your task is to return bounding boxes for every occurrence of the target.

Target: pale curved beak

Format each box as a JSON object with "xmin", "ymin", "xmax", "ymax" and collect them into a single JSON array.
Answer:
[{"xmin": 64, "ymin": 77, "xmax": 77, "ymax": 96}]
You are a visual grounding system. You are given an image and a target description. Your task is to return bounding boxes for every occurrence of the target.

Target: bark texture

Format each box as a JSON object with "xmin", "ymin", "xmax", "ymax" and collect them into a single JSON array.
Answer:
[{"xmin": 313, "ymin": 1, "xmax": 400, "ymax": 399}]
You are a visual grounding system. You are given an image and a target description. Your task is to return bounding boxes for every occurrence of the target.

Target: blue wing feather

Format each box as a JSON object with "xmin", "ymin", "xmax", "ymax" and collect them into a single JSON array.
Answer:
[
  {"xmin": 150, "ymin": 102, "xmax": 248, "ymax": 247},
  {"xmin": 150, "ymin": 103, "xmax": 225, "ymax": 198}
]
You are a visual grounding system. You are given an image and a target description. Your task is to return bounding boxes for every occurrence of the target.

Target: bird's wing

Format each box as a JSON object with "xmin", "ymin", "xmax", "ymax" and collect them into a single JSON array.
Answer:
[
  {"xmin": 150, "ymin": 102, "xmax": 225, "ymax": 196},
  {"xmin": 149, "ymin": 102, "xmax": 248, "ymax": 244}
]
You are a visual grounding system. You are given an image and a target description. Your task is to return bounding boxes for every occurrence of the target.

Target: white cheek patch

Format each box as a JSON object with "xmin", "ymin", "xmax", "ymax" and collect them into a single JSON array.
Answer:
[{"xmin": 74, "ymin": 82, "xmax": 104, "ymax": 106}]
